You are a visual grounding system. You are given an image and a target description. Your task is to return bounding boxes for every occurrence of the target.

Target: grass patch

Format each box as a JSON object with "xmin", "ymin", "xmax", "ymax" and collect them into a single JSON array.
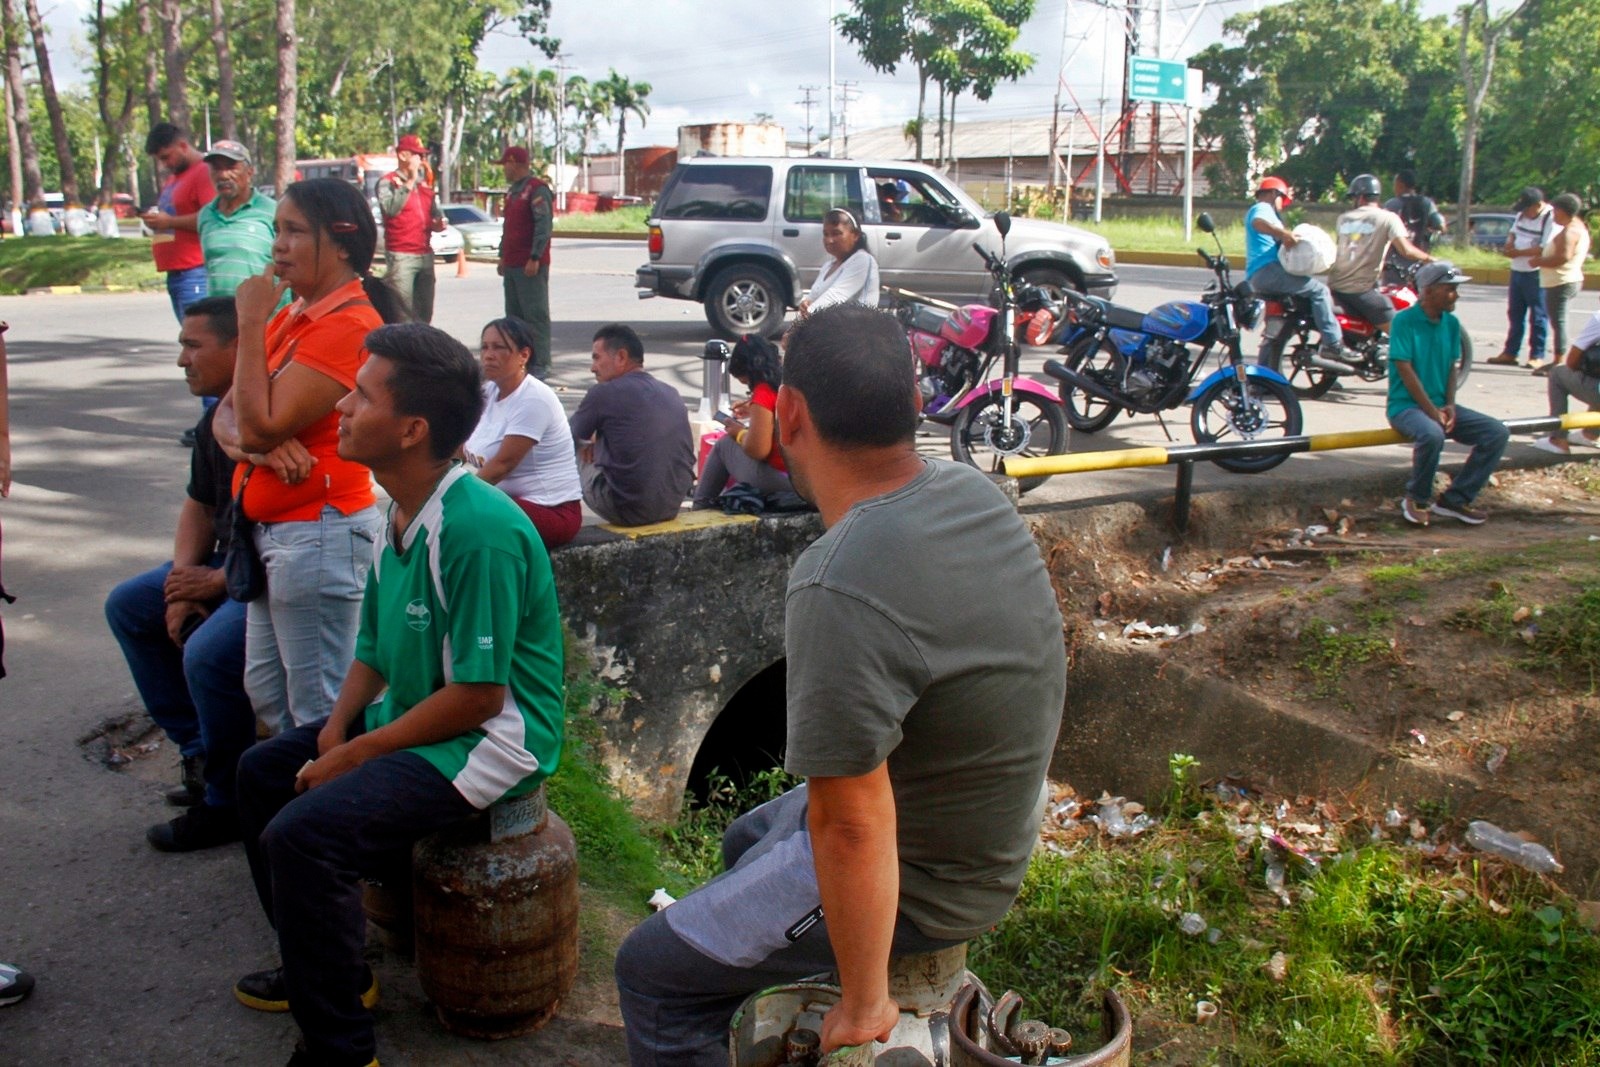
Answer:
[
  {"xmin": 1454, "ymin": 584, "xmax": 1600, "ymax": 691},
  {"xmin": 656, "ymin": 766, "xmax": 801, "ymax": 886},
  {"xmin": 973, "ymin": 809, "xmax": 1600, "ymax": 1064},
  {"xmin": 1297, "ymin": 613, "xmax": 1396, "ymax": 697},
  {"xmin": 0, "ymin": 235, "xmax": 161, "ymax": 294},
  {"xmin": 554, "ymin": 204, "xmax": 650, "ymax": 234}
]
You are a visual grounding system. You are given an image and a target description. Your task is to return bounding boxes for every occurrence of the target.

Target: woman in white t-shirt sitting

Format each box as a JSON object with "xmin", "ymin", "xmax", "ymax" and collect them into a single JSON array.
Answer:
[
  {"xmin": 797, "ymin": 208, "xmax": 880, "ymax": 318},
  {"xmin": 463, "ymin": 317, "xmax": 583, "ymax": 547}
]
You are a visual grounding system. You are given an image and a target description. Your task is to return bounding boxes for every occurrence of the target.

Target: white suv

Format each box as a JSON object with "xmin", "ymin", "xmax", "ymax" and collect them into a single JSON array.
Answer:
[{"xmin": 635, "ymin": 157, "xmax": 1118, "ymax": 337}]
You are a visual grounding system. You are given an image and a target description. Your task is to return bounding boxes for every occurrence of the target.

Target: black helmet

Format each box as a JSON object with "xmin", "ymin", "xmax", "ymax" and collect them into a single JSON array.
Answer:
[{"xmin": 1347, "ymin": 174, "xmax": 1382, "ymax": 200}]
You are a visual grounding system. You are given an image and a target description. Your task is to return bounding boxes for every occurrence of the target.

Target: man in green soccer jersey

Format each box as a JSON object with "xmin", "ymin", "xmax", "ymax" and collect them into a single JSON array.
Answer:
[{"xmin": 231, "ymin": 322, "xmax": 565, "ymax": 1067}]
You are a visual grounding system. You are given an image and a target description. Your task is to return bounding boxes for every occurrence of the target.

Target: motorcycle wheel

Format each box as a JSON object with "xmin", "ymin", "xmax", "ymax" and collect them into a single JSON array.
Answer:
[
  {"xmin": 1057, "ymin": 335, "xmax": 1125, "ymax": 432},
  {"xmin": 1190, "ymin": 375, "xmax": 1303, "ymax": 474},
  {"xmin": 950, "ymin": 391, "xmax": 1069, "ymax": 494},
  {"xmin": 1257, "ymin": 326, "xmax": 1337, "ymax": 400}
]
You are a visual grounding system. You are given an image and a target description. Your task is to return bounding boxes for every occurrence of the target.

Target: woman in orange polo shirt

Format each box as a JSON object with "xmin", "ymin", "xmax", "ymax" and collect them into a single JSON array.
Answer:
[{"xmin": 225, "ymin": 178, "xmax": 409, "ymax": 732}]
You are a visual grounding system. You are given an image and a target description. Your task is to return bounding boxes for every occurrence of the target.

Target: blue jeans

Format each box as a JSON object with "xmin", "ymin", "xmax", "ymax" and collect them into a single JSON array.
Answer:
[
  {"xmin": 1248, "ymin": 259, "xmax": 1342, "ymax": 347},
  {"xmin": 104, "ymin": 560, "xmax": 254, "ymax": 807},
  {"xmin": 1503, "ymin": 270, "xmax": 1547, "ymax": 361},
  {"xmin": 244, "ymin": 506, "xmax": 380, "ymax": 733},
  {"xmin": 1389, "ymin": 405, "xmax": 1509, "ymax": 508},
  {"xmin": 239, "ymin": 724, "xmax": 475, "ymax": 1066},
  {"xmin": 166, "ymin": 265, "xmax": 209, "ymax": 323}
]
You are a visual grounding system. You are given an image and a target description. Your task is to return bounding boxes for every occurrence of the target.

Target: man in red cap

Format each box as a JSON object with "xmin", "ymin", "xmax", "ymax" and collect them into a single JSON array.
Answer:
[
  {"xmin": 377, "ymin": 134, "xmax": 446, "ymax": 322},
  {"xmin": 1245, "ymin": 175, "xmax": 1342, "ymax": 359},
  {"xmin": 497, "ymin": 146, "xmax": 554, "ymax": 378}
]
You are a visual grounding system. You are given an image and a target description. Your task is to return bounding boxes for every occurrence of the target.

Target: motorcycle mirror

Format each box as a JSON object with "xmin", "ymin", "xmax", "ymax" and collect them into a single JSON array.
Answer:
[
  {"xmin": 993, "ymin": 210, "xmax": 1011, "ymax": 238},
  {"xmin": 1197, "ymin": 212, "xmax": 1215, "ymax": 234}
]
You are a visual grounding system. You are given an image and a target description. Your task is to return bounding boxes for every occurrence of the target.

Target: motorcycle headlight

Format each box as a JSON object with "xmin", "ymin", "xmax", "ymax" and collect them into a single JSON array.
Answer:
[{"xmin": 1235, "ymin": 297, "xmax": 1264, "ymax": 330}]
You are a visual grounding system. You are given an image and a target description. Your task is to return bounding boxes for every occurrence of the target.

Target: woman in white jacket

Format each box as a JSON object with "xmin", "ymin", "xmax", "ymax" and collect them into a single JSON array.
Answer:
[{"xmin": 798, "ymin": 208, "xmax": 880, "ymax": 317}]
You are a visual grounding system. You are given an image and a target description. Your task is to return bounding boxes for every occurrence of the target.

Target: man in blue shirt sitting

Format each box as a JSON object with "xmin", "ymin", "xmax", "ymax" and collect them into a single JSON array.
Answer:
[
  {"xmin": 1245, "ymin": 176, "xmax": 1342, "ymax": 360},
  {"xmin": 1387, "ymin": 262, "xmax": 1509, "ymax": 527}
]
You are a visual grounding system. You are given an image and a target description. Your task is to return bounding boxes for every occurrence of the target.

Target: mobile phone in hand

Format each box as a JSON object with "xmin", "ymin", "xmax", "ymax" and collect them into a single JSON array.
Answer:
[
  {"xmin": 177, "ymin": 612, "xmax": 205, "ymax": 645},
  {"xmin": 713, "ymin": 410, "xmax": 734, "ymax": 424}
]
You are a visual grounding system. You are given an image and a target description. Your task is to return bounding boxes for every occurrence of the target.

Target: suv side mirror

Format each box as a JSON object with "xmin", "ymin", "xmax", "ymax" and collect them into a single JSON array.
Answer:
[
  {"xmin": 1197, "ymin": 212, "xmax": 1215, "ymax": 234},
  {"xmin": 993, "ymin": 210, "xmax": 1012, "ymax": 238}
]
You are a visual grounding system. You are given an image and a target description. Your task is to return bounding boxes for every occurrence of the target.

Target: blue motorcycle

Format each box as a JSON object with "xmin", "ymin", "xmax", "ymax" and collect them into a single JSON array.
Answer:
[{"xmin": 1042, "ymin": 213, "xmax": 1303, "ymax": 474}]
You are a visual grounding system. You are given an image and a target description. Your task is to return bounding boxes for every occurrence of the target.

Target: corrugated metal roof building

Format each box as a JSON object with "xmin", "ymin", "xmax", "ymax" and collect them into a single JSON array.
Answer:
[{"xmin": 816, "ymin": 112, "xmax": 1217, "ymax": 197}]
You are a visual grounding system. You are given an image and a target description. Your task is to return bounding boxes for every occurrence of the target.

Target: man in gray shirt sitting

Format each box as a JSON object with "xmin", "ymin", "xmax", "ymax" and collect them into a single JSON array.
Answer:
[
  {"xmin": 569, "ymin": 323, "xmax": 695, "ymax": 526},
  {"xmin": 613, "ymin": 304, "xmax": 1068, "ymax": 1064}
]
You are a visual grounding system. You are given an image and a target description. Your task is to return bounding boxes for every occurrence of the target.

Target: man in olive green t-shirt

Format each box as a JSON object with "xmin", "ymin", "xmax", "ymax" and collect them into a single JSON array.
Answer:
[
  {"xmin": 614, "ymin": 305, "xmax": 1067, "ymax": 1064},
  {"xmin": 232, "ymin": 323, "xmax": 563, "ymax": 1067}
]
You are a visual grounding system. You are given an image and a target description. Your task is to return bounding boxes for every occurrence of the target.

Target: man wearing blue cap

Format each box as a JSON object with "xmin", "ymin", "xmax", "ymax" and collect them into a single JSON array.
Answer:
[{"xmin": 1388, "ymin": 261, "xmax": 1509, "ymax": 527}]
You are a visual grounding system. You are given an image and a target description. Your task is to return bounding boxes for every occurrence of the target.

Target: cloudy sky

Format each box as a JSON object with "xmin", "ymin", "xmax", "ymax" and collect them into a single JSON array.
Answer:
[{"xmin": 43, "ymin": 0, "xmax": 1464, "ymax": 148}]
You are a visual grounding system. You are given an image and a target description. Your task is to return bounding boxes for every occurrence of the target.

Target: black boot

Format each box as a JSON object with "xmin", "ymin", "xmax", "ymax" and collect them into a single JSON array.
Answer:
[{"xmin": 165, "ymin": 754, "xmax": 205, "ymax": 807}]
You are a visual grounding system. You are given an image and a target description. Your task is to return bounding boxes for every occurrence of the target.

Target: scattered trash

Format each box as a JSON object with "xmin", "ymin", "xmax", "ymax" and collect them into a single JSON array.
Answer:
[
  {"xmin": 1160, "ymin": 545, "xmax": 1173, "ymax": 572},
  {"xmin": 1091, "ymin": 796, "xmax": 1154, "ymax": 838},
  {"xmin": 1121, "ymin": 620, "xmax": 1182, "ymax": 642},
  {"xmin": 1463, "ymin": 820, "xmax": 1564, "ymax": 874},
  {"xmin": 1304, "ymin": 524, "xmax": 1330, "ymax": 538},
  {"xmin": 1446, "ymin": 710, "xmax": 1464, "ymax": 722},
  {"xmin": 1178, "ymin": 912, "xmax": 1206, "ymax": 936},
  {"xmin": 1512, "ymin": 606, "xmax": 1532, "ymax": 623},
  {"xmin": 1264, "ymin": 860, "xmax": 1288, "ymax": 903},
  {"xmin": 1265, "ymin": 951, "xmax": 1290, "ymax": 982},
  {"xmin": 648, "ymin": 888, "xmax": 677, "ymax": 911},
  {"xmin": 1194, "ymin": 999, "xmax": 1218, "ymax": 1025},
  {"xmin": 1384, "ymin": 808, "xmax": 1405, "ymax": 829},
  {"xmin": 1409, "ymin": 729, "xmax": 1427, "ymax": 746},
  {"xmin": 1485, "ymin": 744, "xmax": 1509, "ymax": 774}
]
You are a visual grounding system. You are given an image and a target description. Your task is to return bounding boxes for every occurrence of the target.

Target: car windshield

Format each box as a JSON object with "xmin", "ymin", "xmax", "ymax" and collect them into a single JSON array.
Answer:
[{"xmin": 445, "ymin": 205, "xmax": 491, "ymax": 225}]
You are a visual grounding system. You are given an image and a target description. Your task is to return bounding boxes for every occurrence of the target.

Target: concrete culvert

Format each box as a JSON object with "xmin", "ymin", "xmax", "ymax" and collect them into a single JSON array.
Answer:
[{"xmin": 686, "ymin": 659, "xmax": 787, "ymax": 807}]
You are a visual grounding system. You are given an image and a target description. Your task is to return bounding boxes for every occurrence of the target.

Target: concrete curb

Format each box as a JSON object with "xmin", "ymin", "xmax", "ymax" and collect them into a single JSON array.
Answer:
[{"xmin": 22, "ymin": 282, "xmax": 153, "ymax": 295}]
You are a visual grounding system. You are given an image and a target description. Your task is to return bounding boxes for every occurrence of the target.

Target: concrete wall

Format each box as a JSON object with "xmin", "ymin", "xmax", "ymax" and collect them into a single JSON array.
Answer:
[{"xmin": 550, "ymin": 515, "xmax": 822, "ymax": 820}]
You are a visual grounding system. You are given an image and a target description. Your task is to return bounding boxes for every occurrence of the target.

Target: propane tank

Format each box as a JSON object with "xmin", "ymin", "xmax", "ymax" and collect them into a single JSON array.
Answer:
[
  {"xmin": 729, "ymin": 943, "xmax": 977, "ymax": 1066},
  {"xmin": 412, "ymin": 785, "xmax": 579, "ymax": 1039}
]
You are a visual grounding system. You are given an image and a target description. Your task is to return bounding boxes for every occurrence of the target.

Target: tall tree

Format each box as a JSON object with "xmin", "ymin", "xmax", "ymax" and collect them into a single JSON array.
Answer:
[
  {"xmin": 137, "ymin": 0, "xmax": 160, "ymax": 129},
  {"xmin": 1453, "ymin": 0, "xmax": 1527, "ymax": 239},
  {"xmin": 273, "ymin": 0, "xmax": 295, "ymax": 193},
  {"xmin": 159, "ymin": 0, "xmax": 190, "ymax": 133},
  {"xmin": 21, "ymin": 0, "xmax": 77, "ymax": 200},
  {"xmin": 595, "ymin": 69, "xmax": 648, "ymax": 197},
  {"xmin": 91, "ymin": 0, "xmax": 139, "ymax": 203},
  {"xmin": 0, "ymin": 0, "xmax": 40, "ymax": 203},
  {"xmin": 208, "ymin": 0, "xmax": 237, "ymax": 141},
  {"xmin": 1193, "ymin": 0, "xmax": 1457, "ymax": 200}
]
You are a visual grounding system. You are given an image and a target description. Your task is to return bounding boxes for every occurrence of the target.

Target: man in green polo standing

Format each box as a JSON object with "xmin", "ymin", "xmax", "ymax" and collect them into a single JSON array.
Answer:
[
  {"xmin": 497, "ymin": 146, "xmax": 554, "ymax": 379},
  {"xmin": 197, "ymin": 140, "xmax": 275, "ymax": 298}
]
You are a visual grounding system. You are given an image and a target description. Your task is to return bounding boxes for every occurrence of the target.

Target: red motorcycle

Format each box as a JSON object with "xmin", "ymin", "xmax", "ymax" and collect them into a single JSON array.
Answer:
[{"xmin": 1255, "ymin": 261, "xmax": 1473, "ymax": 399}]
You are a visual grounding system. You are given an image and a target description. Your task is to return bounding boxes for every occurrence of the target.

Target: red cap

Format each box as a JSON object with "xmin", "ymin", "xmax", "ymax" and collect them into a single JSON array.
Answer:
[
  {"xmin": 498, "ymin": 146, "xmax": 530, "ymax": 166},
  {"xmin": 395, "ymin": 133, "xmax": 427, "ymax": 156},
  {"xmin": 1256, "ymin": 176, "xmax": 1293, "ymax": 206}
]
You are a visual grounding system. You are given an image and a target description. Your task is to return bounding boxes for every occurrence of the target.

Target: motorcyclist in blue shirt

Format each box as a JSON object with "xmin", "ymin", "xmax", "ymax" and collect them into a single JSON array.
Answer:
[{"xmin": 1245, "ymin": 176, "xmax": 1343, "ymax": 360}]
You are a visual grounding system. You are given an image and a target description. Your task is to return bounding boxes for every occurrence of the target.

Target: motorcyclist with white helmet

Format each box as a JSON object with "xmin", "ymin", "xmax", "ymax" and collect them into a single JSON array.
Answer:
[
  {"xmin": 1328, "ymin": 173, "xmax": 1433, "ymax": 332},
  {"xmin": 1245, "ymin": 176, "xmax": 1344, "ymax": 359}
]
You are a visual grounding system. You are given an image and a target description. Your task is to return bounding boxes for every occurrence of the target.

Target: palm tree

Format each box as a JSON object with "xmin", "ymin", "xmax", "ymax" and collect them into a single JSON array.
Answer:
[
  {"xmin": 563, "ymin": 74, "xmax": 609, "ymax": 191},
  {"xmin": 595, "ymin": 69, "xmax": 649, "ymax": 198}
]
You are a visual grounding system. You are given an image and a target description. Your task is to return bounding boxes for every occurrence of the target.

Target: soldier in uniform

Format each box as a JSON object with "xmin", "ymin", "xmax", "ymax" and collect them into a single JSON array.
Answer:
[{"xmin": 497, "ymin": 147, "xmax": 554, "ymax": 378}]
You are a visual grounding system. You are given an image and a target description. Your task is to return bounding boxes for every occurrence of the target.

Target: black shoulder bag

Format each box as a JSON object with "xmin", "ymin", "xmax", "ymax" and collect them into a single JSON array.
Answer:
[{"xmin": 223, "ymin": 465, "xmax": 266, "ymax": 602}]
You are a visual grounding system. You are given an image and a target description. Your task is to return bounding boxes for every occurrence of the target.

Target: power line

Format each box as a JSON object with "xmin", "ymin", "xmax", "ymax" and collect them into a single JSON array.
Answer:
[{"xmin": 796, "ymin": 85, "xmax": 821, "ymax": 153}]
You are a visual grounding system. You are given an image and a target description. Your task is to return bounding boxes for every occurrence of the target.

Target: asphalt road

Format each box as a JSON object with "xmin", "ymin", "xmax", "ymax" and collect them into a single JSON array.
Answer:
[{"xmin": 0, "ymin": 239, "xmax": 1585, "ymax": 1063}]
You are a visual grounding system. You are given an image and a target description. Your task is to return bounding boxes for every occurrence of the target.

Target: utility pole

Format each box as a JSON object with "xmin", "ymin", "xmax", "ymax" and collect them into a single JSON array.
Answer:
[
  {"xmin": 797, "ymin": 85, "xmax": 821, "ymax": 154},
  {"xmin": 554, "ymin": 53, "xmax": 570, "ymax": 211},
  {"xmin": 836, "ymin": 81, "xmax": 860, "ymax": 158},
  {"xmin": 826, "ymin": 0, "xmax": 836, "ymax": 154},
  {"xmin": 1047, "ymin": 0, "xmax": 1070, "ymax": 196}
]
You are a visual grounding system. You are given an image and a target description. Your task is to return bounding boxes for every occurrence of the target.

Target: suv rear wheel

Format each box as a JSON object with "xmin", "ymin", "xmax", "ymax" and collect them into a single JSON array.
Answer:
[{"xmin": 705, "ymin": 264, "xmax": 787, "ymax": 339}]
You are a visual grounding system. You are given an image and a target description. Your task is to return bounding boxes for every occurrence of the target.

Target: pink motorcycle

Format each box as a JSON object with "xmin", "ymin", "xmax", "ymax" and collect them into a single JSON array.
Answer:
[{"xmin": 889, "ymin": 212, "xmax": 1068, "ymax": 492}]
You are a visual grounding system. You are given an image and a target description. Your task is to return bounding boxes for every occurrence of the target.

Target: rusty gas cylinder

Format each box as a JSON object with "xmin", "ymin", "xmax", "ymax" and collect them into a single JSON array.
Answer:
[{"xmin": 412, "ymin": 785, "xmax": 579, "ymax": 1039}]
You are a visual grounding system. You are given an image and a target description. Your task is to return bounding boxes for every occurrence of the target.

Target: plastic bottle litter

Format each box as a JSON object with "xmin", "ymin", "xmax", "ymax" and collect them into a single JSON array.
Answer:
[
  {"xmin": 1178, "ymin": 912, "xmax": 1207, "ymax": 936},
  {"xmin": 648, "ymin": 888, "xmax": 677, "ymax": 911},
  {"xmin": 1463, "ymin": 820, "xmax": 1565, "ymax": 874},
  {"xmin": 1485, "ymin": 744, "xmax": 1509, "ymax": 774}
]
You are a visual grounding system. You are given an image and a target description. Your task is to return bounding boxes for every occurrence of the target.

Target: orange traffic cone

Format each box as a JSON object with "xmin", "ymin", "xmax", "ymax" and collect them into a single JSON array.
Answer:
[{"xmin": 456, "ymin": 247, "xmax": 468, "ymax": 277}]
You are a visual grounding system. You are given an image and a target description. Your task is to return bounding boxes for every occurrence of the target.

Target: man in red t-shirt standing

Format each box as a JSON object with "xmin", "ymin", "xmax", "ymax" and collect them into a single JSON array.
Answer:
[
  {"xmin": 145, "ymin": 122, "xmax": 218, "ymax": 443},
  {"xmin": 497, "ymin": 146, "xmax": 554, "ymax": 379},
  {"xmin": 377, "ymin": 134, "xmax": 446, "ymax": 323},
  {"xmin": 143, "ymin": 124, "xmax": 216, "ymax": 324}
]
